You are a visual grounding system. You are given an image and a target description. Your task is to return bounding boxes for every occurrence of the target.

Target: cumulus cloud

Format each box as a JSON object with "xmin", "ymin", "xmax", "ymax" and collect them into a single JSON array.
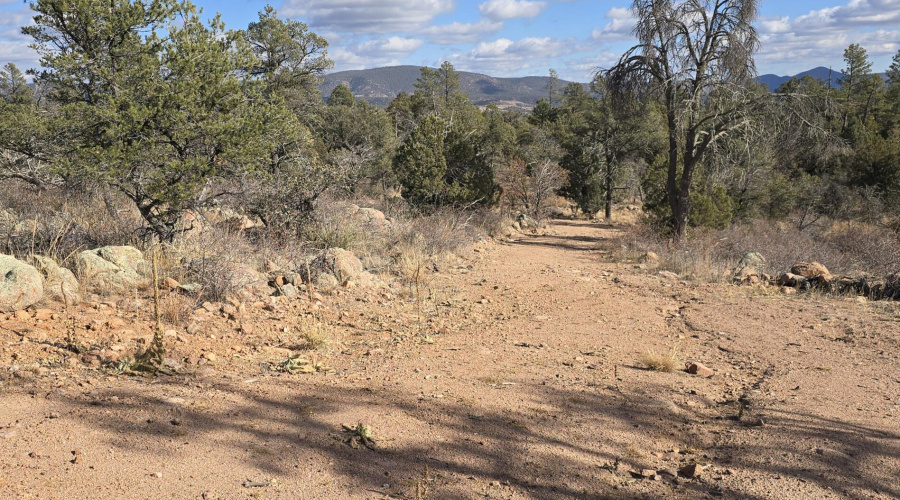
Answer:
[
  {"xmin": 478, "ymin": 0, "xmax": 547, "ymax": 21},
  {"xmin": 0, "ymin": 5, "xmax": 39, "ymax": 71},
  {"xmin": 421, "ymin": 20, "xmax": 504, "ymax": 45},
  {"xmin": 592, "ymin": 6, "xmax": 636, "ymax": 42},
  {"xmin": 756, "ymin": 0, "xmax": 900, "ymax": 73},
  {"xmin": 280, "ymin": 0, "xmax": 454, "ymax": 33},
  {"xmin": 355, "ymin": 36, "xmax": 425, "ymax": 57},
  {"xmin": 445, "ymin": 36, "xmax": 578, "ymax": 74}
]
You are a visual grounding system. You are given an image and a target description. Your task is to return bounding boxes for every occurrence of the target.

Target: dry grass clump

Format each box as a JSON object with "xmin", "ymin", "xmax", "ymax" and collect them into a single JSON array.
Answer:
[
  {"xmin": 300, "ymin": 319, "xmax": 331, "ymax": 350},
  {"xmin": 640, "ymin": 347, "xmax": 680, "ymax": 372},
  {"xmin": 176, "ymin": 225, "xmax": 262, "ymax": 301},
  {"xmin": 618, "ymin": 216, "xmax": 900, "ymax": 281},
  {"xmin": 159, "ymin": 293, "xmax": 194, "ymax": 326},
  {"xmin": 0, "ymin": 181, "xmax": 143, "ymax": 263}
]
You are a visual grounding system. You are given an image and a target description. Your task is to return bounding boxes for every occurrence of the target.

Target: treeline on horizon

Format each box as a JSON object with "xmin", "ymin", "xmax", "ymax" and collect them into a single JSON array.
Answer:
[{"xmin": 0, "ymin": 0, "xmax": 899, "ymax": 249}]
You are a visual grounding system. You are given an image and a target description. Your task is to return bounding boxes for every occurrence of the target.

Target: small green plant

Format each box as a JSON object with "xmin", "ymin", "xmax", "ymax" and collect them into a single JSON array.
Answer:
[{"xmin": 342, "ymin": 422, "xmax": 376, "ymax": 450}]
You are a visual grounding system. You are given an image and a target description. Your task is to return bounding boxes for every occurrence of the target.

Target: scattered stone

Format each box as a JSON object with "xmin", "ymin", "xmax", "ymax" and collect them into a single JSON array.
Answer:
[
  {"xmin": 678, "ymin": 463, "xmax": 704, "ymax": 478},
  {"xmin": 686, "ymin": 362, "xmax": 714, "ymax": 377},
  {"xmin": 277, "ymin": 284, "xmax": 298, "ymax": 299},
  {"xmin": 640, "ymin": 469, "xmax": 658, "ymax": 479},
  {"xmin": 240, "ymin": 323, "xmax": 255, "ymax": 335},
  {"xmin": 33, "ymin": 308, "xmax": 54, "ymax": 321}
]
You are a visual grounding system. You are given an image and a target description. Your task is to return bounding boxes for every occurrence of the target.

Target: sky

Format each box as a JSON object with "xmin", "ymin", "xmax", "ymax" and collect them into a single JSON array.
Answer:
[{"xmin": 1, "ymin": 0, "xmax": 899, "ymax": 82}]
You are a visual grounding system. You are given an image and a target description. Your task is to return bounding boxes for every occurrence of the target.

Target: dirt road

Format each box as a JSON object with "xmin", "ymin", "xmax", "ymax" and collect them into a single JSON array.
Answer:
[{"xmin": 2, "ymin": 219, "xmax": 898, "ymax": 499}]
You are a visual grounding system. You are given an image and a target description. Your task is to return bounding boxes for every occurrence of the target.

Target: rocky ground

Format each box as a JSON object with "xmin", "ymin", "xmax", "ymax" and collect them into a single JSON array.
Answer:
[{"xmin": 1, "ymin": 218, "xmax": 898, "ymax": 499}]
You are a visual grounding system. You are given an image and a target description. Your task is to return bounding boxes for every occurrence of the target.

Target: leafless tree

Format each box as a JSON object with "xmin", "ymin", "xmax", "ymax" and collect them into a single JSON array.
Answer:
[{"xmin": 605, "ymin": 0, "xmax": 761, "ymax": 239}]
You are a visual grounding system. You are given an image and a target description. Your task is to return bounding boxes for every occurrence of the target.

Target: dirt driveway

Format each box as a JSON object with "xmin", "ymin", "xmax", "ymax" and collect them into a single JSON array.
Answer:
[{"xmin": 1, "ymin": 219, "xmax": 898, "ymax": 499}]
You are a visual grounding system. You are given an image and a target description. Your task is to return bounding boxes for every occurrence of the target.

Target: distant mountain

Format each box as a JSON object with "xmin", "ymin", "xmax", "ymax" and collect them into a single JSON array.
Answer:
[
  {"xmin": 757, "ymin": 66, "xmax": 888, "ymax": 92},
  {"xmin": 320, "ymin": 65, "xmax": 582, "ymax": 109}
]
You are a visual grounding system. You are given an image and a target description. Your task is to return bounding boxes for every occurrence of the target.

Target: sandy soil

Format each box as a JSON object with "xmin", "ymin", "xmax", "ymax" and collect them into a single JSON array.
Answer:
[{"xmin": 1, "ymin": 218, "xmax": 898, "ymax": 499}]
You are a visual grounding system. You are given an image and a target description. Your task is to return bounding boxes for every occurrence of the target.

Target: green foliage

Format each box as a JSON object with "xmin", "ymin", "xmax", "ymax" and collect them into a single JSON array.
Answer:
[
  {"xmin": 318, "ymin": 97, "xmax": 398, "ymax": 191},
  {"xmin": 0, "ymin": 63, "xmax": 31, "ymax": 104},
  {"xmin": 23, "ymin": 0, "xmax": 314, "ymax": 240},
  {"xmin": 328, "ymin": 84, "xmax": 355, "ymax": 107},
  {"xmin": 393, "ymin": 115, "xmax": 448, "ymax": 206},
  {"xmin": 244, "ymin": 5, "xmax": 332, "ymax": 121}
]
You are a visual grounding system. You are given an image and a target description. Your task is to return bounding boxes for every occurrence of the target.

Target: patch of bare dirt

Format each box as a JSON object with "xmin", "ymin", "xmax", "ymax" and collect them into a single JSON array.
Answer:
[{"xmin": 1, "ymin": 218, "xmax": 898, "ymax": 499}]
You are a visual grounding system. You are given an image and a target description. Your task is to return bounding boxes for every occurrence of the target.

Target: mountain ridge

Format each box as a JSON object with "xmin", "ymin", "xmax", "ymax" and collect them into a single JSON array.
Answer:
[
  {"xmin": 320, "ymin": 65, "xmax": 576, "ymax": 110},
  {"xmin": 320, "ymin": 66, "xmax": 892, "ymax": 108}
]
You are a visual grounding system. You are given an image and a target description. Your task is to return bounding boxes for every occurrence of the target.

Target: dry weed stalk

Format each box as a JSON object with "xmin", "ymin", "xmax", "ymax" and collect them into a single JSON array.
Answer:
[
  {"xmin": 62, "ymin": 282, "xmax": 82, "ymax": 354},
  {"xmin": 415, "ymin": 464, "xmax": 430, "ymax": 500},
  {"xmin": 133, "ymin": 248, "xmax": 166, "ymax": 372}
]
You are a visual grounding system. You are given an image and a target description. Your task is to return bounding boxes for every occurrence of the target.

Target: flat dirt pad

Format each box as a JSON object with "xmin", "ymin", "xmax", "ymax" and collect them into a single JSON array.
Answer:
[{"xmin": 1, "ymin": 219, "xmax": 898, "ymax": 499}]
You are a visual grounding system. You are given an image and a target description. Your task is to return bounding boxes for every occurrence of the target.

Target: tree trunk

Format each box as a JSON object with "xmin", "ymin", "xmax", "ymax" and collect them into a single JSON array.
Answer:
[{"xmin": 604, "ymin": 159, "xmax": 613, "ymax": 220}]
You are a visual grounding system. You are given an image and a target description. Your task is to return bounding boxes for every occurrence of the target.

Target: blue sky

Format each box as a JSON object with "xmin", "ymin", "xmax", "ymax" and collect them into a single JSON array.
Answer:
[{"xmin": 2, "ymin": 0, "xmax": 899, "ymax": 81}]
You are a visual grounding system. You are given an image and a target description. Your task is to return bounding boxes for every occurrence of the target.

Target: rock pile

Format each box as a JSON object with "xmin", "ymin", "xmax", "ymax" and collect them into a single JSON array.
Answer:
[{"xmin": 731, "ymin": 254, "xmax": 899, "ymax": 301}]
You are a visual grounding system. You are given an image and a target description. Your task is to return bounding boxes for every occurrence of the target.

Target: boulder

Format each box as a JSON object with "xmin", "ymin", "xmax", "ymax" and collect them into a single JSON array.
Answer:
[
  {"xmin": 353, "ymin": 207, "xmax": 389, "ymax": 228},
  {"xmin": 791, "ymin": 262, "xmax": 831, "ymax": 280},
  {"xmin": 884, "ymin": 272, "xmax": 900, "ymax": 300},
  {"xmin": 310, "ymin": 248, "xmax": 364, "ymax": 285},
  {"xmin": 29, "ymin": 255, "xmax": 81, "ymax": 304},
  {"xmin": 734, "ymin": 268, "xmax": 760, "ymax": 286},
  {"xmin": 77, "ymin": 246, "xmax": 149, "ymax": 293},
  {"xmin": 686, "ymin": 362, "xmax": 714, "ymax": 377},
  {"xmin": 777, "ymin": 272, "xmax": 806, "ymax": 288},
  {"xmin": 732, "ymin": 252, "xmax": 765, "ymax": 285},
  {"xmin": 0, "ymin": 255, "xmax": 43, "ymax": 312},
  {"xmin": 658, "ymin": 270, "xmax": 679, "ymax": 280},
  {"xmin": 639, "ymin": 251, "xmax": 659, "ymax": 263},
  {"xmin": 315, "ymin": 272, "xmax": 339, "ymax": 290}
]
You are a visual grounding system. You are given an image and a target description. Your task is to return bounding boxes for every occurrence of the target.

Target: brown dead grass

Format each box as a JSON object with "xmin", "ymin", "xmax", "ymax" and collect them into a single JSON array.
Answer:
[{"xmin": 639, "ymin": 347, "xmax": 680, "ymax": 372}]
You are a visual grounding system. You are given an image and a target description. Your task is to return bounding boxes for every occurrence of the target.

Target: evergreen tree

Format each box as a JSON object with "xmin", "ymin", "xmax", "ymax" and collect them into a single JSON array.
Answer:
[
  {"xmin": 24, "ymin": 0, "xmax": 306, "ymax": 239},
  {"xmin": 0, "ymin": 63, "xmax": 31, "ymax": 104},
  {"xmin": 393, "ymin": 115, "xmax": 448, "ymax": 206}
]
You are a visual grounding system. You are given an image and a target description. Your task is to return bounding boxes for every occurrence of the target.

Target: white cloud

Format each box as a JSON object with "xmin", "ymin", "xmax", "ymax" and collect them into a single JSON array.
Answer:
[
  {"xmin": 445, "ymin": 36, "xmax": 577, "ymax": 74},
  {"xmin": 420, "ymin": 20, "xmax": 504, "ymax": 44},
  {"xmin": 756, "ymin": 0, "xmax": 900, "ymax": 73},
  {"xmin": 592, "ymin": 6, "xmax": 636, "ymax": 43},
  {"xmin": 478, "ymin": 0, "xmax": 547, "ymax": 22},
  {"xmin": 356, "ymin": 36, "xmax": 424, "ymax": 57},
  {"xmin": 280, "ymin": 0, "xmax": 454, "ymax": 33}
]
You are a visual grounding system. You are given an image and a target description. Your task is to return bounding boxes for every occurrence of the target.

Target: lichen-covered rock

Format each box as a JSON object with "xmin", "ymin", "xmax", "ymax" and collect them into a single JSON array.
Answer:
[
  {"xmin": 77, "ymin": 246, "xmax": 149, "ymax": 293},
  {"xmin": 353, "ymin": 207, "xmax": 388, "ymax": 228},
  {"xmin": 732, "ymin": 252, "xmax": 765, "ymax": 285},
  {"xmin": 29, "ymin": 255, "xmax": 80, "ymax": 304},
  {"xmin": 0, "ymin": 255, "xmax": 43, "ymax": 312},
  {"xmin": 310, "ymin": 248, "xmax": 364, "ymax": 285}
]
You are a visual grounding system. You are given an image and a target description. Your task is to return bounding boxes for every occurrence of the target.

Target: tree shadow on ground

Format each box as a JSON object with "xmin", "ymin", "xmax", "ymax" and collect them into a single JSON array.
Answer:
[{"xmin": 51, "ymin": 372, "xmax": 900, "ymax": 499}]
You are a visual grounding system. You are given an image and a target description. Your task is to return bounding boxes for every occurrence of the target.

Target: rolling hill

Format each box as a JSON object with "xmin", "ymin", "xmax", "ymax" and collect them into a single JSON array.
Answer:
[
  {"xmin": 320, "ymin": 65, "xmax": 892, "ymax": 108},
  {"xmin": 757, "ymin": 66, "xmax": 888, "ymax": 91},
  {"xmin": 319, "ymin": 66, "xmax": 580, "ymax": 109}
]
